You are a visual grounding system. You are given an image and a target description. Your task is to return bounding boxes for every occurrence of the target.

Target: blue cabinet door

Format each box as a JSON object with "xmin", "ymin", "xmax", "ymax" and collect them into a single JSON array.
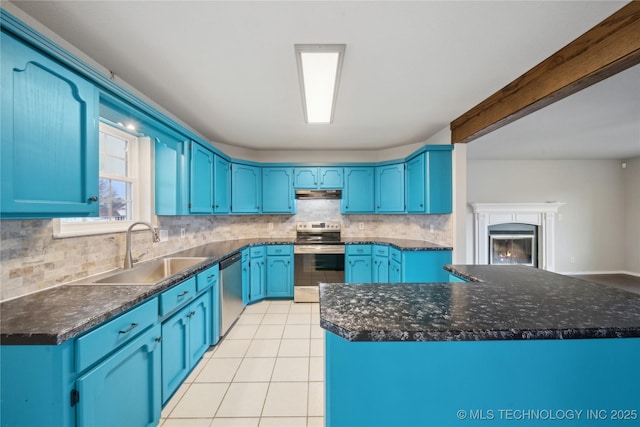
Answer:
[
  {"xmin": 262, "ymin": 168, "xmax": 294, "ymax": 213},
  {"xmin": 426, "ymin": 149, "xmax": 453, "ymax": 214},
  {"xmin": 155, "ymin": 137, "xmax": 188, "ymax": 215},
  {"xmin": 342, "ymin": 167, "xmax": 374, "ymax": 213},
  {"xmin": 161, "ymin": 305, "xmax": 190, "ymax": 403},
  {"xmin": 231, "ymin": 163, "xmax": 262, "ymax": 213},
  {"xmin": 266, "ymin": 256, "xmax": 293, "ymax": 297},
  {"xmin": 294, "ymin": 167, "xmax": 343, "ymax": 189},
  {"xmin": 319, "ymin": 167, "xmax": 343, "ymax": 189},
  {"xmin": 188, "ymin": 292, "xmax": 212, "ymax": 368},
  {"xmin": 293, "ymin": 167, "xmax": 318, "ymax": 189},
  {"xmin": 406, "ymin": 149, "xmax": 453, "ymax": 214},
  {"xmin": 375, "ymin": 163, "xmax": 405, "ymax": 213},
  {"xmin": 372, "ymin": 254, "xmax": 389, "ymax": 283},
  {"xmin": 406, "ymin": 153, "xmax": 426, "ymax": 213},
  {"xmin": 189, "ymin": 142, "xmax": 214, "ymax": 214},
  {"xmin": 249, "ymin": 253, "xmax": 266, "ymax": 302},
  {"xmin": 402, "ymin": 250, "xmax": 452, "ymax": 283},
  {"xmin": 1, "ymin": 32, "xmax": 99, "ymax": 219},
  {"xmin": 389, "ymin": 260, "xmax": 402, "ymax": 283},
  {"xmin": 76, "ymin": 325, "xmax": 161, "ymax": 427},
  {"xmin": 213, "ymin": 155, "xmax": 230, "ymax": 213},
  {"xmin": 346, "ymin": 256, "xmax": 372, "ymax": 283},
  {"xmin": 241, "ymin": 249, "xmax": 250, "ymax": 306}
]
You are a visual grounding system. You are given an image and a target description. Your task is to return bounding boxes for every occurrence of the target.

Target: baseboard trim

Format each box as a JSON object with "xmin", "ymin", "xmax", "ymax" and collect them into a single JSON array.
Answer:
[{"xmin": 559, "ymin": 270, "xmax": 640, "ymax": 277}]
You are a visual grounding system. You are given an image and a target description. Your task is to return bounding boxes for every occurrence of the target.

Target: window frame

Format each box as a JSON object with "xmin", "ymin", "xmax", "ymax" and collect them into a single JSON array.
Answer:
[{"xmin": 53, "ymin": 120, "xmax": 154, "ymax": 238}]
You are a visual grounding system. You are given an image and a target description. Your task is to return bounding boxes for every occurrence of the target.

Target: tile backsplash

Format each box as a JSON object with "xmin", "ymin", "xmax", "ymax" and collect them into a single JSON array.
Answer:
[{"xmin": 0, "ymin": 200, "xmax": 452, "ymax": 301}]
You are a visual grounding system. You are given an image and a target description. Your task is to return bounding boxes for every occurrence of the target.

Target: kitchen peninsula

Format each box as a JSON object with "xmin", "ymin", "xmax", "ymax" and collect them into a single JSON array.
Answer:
[{"xmin": 320, "ymin": 265, "xmax": 640, "ymax": 427}]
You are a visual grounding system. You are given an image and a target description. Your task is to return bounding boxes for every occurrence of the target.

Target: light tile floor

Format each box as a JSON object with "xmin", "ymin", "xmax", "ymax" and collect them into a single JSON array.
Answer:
[{"xmin": 160, "ymin": 300, "xmax": 325, "ymax": 427}]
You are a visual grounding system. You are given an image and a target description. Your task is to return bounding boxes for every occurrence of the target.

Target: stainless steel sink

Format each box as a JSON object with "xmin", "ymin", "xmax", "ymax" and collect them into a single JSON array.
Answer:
[{"xmin": 94, "ymin": 257, "xmax": 209, "ymax": 284}]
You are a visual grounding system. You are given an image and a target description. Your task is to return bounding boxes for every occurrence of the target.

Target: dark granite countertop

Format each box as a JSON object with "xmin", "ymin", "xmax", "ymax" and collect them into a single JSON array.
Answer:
[
  {"xmin": 0, "ymin": 238, "xmax": 294, "ymax": 345},
  {"xmin": 319, "ymin": 265, "xmax": 640, "ymax": 342},
  {"xmin": 340, "ymin": 237, "xmax": 452, "ymax": 251}
]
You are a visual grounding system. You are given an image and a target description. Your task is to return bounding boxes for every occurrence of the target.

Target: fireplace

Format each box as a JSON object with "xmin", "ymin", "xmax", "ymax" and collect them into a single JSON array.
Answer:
[
  {"xmin": 469, "ymin": 202, "xmax": 564, "ymax": 271},
  {"xmin": 488, "ymin": 223, "xmax": 537, "ymax": 267}
]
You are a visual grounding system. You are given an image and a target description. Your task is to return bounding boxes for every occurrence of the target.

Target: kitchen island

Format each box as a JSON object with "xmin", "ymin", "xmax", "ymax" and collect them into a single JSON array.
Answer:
[{"xmin": 320, "ymin": 265, "xmax": 640, "ymax": 427}]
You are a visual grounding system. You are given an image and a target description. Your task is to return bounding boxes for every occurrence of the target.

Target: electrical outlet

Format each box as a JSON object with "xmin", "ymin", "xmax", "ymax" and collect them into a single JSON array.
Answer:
[
  {"xmin": 429, "ymin": 224, "xmax": 434, "ymax": 233},
  {"xmin": 158, "ymin": 229, "xmax": 169, "ymax": 242},
  {"xmin": 268, "ymin": 222, "xmax": 274, "ymax": 230},
  {"xmin": 180, "ymin": 228, "xmax": 186, "ymax": 239},
  {"xmin": 359, "ymin": 223, "xmax": 364, "ymax": 230},
  {"xmin": 570, "ymin": 256, "xmax": 575, "ymax": 264}
]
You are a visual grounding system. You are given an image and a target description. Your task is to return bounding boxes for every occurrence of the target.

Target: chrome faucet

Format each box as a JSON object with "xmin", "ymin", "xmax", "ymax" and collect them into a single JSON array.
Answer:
[{"xmin": 124, "ymin": 221, "xmax": 160, "ymax": 269}]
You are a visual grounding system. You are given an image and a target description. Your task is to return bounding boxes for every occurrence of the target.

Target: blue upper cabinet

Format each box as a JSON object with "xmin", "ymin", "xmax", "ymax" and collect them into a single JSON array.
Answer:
[
  {"xmin": 375, "ymin": 163, "xmax": 405, "ymax": 213},
  {"xmin": 155, "ymin": 136, "xmax": 188, "ymax": 216},
  {"xmin": 406, "ymin": 147, "xmax": 453, "ymax": 214},
  {"xmin": 231, "ymin": 163, "xmax": 262, "ymax": 213},
  {"xmin": 262, "ymin": 168, "xmax": 295, "ymax": 213},
  {"xmin": 1, "ymin": 31, "xmax": 99, "ymax": 219},
  {"xmin": 426, "ymin": 149, "xmax": 453, "ymax": 214},
  {"xmin": 189, "ymin": 142, "xmax": 214, "ymax": 214},
  {"xmin": 341, "ymin": 167, "xmax": 374, "ymax": 213},
  {"xmin": 406, "ymin": 153, "xmax": 426, "ymax": 213},
  {"xmin": 213, "ymin": 155, "xmax": 230, "ymax": 213},
  {"xmin": 294, "ymin": 167, "xmax": 343, "ymax": 189}
]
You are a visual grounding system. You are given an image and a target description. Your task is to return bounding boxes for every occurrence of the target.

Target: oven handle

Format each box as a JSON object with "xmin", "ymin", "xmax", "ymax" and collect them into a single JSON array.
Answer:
[{"xmin": 294, "ymin": 244, "xmax": 345, "ymax": 255}]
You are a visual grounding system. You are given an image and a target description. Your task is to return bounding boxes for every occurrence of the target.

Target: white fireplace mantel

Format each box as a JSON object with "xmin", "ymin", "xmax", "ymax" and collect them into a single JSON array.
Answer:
[{"xmin": 469, "ymin": 202, "xmax": 564, "ymax": 271}]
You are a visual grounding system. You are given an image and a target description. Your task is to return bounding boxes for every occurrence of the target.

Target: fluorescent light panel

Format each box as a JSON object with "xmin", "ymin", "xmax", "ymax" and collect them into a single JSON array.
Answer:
[{"xmin": 295, "ymin": 44, "xmax": 345, "ymax": 124}]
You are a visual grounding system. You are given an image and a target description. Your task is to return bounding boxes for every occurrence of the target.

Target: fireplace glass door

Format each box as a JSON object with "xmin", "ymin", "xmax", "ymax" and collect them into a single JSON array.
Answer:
[
  {"xmin": 488, "ymin": 223, "xmax": 538, "ymax": 267},
  {"xmin": 490, "ymin": 235, "xmax": 535, "ymax": 266}
]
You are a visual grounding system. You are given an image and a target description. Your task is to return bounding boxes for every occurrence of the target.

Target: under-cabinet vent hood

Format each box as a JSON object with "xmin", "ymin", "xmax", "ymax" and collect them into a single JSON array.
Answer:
[{"xmin": 295, "ymin": 190, "xmax": 342, "ymax": 200}]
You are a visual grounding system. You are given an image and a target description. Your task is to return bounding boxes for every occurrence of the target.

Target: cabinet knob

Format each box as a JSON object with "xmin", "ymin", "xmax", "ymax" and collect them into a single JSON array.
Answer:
[{"xmin": 88, "ymin": 196, "xmax": 98, "ymax": 202}]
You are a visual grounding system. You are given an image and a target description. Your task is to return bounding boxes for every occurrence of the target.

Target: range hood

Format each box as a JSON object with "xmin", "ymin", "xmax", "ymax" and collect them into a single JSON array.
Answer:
[{"xmin": 295, "ymin": 189, "xmax": 342, "ymax": 200}]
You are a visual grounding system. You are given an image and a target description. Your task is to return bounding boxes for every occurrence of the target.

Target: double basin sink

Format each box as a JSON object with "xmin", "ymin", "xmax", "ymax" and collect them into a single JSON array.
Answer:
[{"xmin": 93, "ymin": 257, "xmax": 209, "ymax": 285}]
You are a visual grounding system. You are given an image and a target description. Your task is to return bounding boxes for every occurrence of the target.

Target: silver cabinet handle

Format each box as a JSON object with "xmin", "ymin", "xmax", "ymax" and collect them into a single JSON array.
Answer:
[
  {"xmin": 88, "ymin": 196, "xmax": 98, "ymax": 202},
  {"xmin": 119, "ymin": 323, "xmax": 138, "ymax": 334},
  {"xmin": 177, "ymin": 291, "xmax": 189, "ymax": 297}
]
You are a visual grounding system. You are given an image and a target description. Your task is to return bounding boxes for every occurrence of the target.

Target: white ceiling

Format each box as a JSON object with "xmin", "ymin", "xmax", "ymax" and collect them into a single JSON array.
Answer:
[{"xmin": 9, "ymin": 0, "xmax": 637, "ymax": 158}]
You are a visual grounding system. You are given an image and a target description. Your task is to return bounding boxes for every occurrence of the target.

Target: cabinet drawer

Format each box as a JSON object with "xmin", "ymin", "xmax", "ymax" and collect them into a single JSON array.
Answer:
[
  {"xmin": 373, "ymin": 245, "xmax": 389, "ymax": 257},
  {"xmin": 75, "ymin": 297, "xmax": 158, "ymax": 372},
  {"xmin": 197, "ymin": 264, "xmax": 219, "ymax": 292},
  {"xmin": 266, "ymin": 245, "xmax": 293, "ymax": 256},
  {"xmin": 389, "ymin": 247, "xmax": 402, "ymax": 263},
  {"xmin": 250, "ymin": 246, "xmax": 265, "ymax": 258},
  {"xmin": 346, "ymin": 245, "xmax": 371, "ymax": 256},
  {"xmin": 160, "ymin": 277, "xmax": 197, "ymax": 317}
]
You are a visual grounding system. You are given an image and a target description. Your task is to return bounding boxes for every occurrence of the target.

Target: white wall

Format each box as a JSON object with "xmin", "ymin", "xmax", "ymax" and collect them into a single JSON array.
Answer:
[
  {"xmin": 623, "ymin": 157, "xmax": 640, "ymax": 274},
  {"xmin": 467, "ymin": 159, "xmax": 627, "ymax": 274}
]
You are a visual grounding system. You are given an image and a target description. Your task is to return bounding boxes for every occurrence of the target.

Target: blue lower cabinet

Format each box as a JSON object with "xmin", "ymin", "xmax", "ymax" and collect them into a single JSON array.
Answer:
[
  {"xmin": 449, "ymin": 273, "xmax": 468, "ymax": 283},
  {"xmin": 266, "ymin": 245, "xmax": 294, "ymax": 298},
  {"xmin": 0, "ymin": 341, "xmax": 76, "ymax": 427},
  {"xmin": 161, "ymin": 291, "xmax": 211, "ymax": 403},
  {"xmin": 389, "ymin": 259, "xmax": 402, "ymax": 283},
  {"xmin": 402, "ymin": 250, "xmax": 452, "ymax": 282},
  {"xmin": 76, "ymin": 324, "xmax": 162, "ymax": 427},
  {"xmin": 241, "ymin": 249, "xmax": 250, "ymax": 306},
  {"xmin": 372, "ymin": 245, "xmax": 389, "ymax": 283},
  {"xmin": 345, "ymin": 245, "xmax": 372, "ymax": 284},
  {"xmin": 249, "ymin": 247, "xmax": 266, "ymax": 302}
]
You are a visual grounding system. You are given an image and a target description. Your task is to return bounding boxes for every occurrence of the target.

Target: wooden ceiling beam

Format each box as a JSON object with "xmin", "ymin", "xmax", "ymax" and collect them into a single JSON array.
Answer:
[{"xmin": 450, "ymin": 1, "xmax": 640, "ymax": 145}]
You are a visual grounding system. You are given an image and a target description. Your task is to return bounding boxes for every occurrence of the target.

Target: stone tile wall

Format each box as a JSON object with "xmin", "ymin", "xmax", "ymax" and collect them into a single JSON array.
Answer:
[{"xmin": 0, "ymin": 199, "xmax": 451, "ymax": 301}]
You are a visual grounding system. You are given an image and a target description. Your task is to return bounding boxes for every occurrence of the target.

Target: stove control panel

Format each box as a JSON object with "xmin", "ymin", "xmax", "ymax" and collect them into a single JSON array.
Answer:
[{"xmin": 296, "ymin": 221, "xmax": 341, "ymax": 232}]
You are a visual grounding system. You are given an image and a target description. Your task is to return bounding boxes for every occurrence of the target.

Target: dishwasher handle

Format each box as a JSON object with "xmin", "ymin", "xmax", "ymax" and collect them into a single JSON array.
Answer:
[{"xmin": 220, "ymin": 252, "xmax": 242, "ymax": 269}]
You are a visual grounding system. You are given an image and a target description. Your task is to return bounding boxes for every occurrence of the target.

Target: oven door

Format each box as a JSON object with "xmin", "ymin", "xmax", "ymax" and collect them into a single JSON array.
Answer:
[{"xmin": 293, "ymin": 244, "xmax": 345, "ymax": 302}]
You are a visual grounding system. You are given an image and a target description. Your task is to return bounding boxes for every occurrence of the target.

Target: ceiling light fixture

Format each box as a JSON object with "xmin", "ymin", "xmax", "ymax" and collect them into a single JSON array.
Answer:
[{"xmin": 295, "ymin": 44, "xmax": 346, "ymax": 124}]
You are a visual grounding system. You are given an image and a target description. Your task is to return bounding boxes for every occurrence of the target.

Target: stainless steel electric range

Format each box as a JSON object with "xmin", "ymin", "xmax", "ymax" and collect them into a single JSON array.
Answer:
[{"xmin": 293, "ymin": 221, "xmax": 345, "ymax": 303}]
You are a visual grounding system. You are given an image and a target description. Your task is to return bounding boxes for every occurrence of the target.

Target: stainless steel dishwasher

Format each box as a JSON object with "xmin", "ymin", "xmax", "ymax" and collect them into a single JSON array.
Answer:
[{"xmin": 219, "ymin": 252, "xmax": 243, "ymax": 337}]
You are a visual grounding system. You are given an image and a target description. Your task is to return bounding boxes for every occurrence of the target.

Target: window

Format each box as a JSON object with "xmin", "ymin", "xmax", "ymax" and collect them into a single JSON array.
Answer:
[{"xmin": 53, "ymin": 121, "xmax": 153, "ymax": 238}]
